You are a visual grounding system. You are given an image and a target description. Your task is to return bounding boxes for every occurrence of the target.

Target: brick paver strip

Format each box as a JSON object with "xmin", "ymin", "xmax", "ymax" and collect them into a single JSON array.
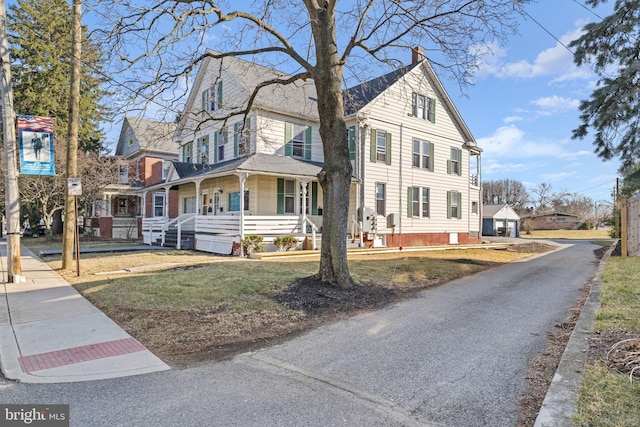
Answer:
[{"xmin": 18, "ymin": 337, "xmax": 147, "ymax": 373}]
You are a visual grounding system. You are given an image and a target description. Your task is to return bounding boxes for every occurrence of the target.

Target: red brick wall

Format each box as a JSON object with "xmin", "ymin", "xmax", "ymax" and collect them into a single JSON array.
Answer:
[
  {"xmin": 530, "ymin": 216, "xmax": 579, "ymax": 230},
  {"xmin": 168, "ymin": 189, "xmax": 179, "ymax": 218},
  {"xmin": 141, "ymin": 157, "xmax": 165, "ymax": 186},
  {"xmin": 99, "ymin": 217, "xmax": 113, "ymax": 239},
  {"xmin": 385, "ymin": 232, "xmax": 481, "ymax": 247}
]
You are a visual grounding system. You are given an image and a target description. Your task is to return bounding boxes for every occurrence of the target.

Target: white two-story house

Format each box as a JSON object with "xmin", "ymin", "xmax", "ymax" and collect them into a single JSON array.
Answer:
[{"xmin": 140, "ymin": 47, "xmax": 482, "ymax": 254}]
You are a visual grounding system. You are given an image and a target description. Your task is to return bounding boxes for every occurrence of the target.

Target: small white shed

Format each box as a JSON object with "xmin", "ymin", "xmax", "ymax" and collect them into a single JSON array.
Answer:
[{"xmin": 482, "ymin": 204, "xmax": 520, "ymax": 237}]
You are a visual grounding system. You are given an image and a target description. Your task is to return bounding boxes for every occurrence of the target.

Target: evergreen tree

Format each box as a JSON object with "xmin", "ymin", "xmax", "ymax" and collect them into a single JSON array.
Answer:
[
  {"xmin": 8, "ymin": 0, "xmax": 109, "ymax": 152},
  {"xmin": 570, "ymin": 0, "xmax": 640, "ymax": 171}
]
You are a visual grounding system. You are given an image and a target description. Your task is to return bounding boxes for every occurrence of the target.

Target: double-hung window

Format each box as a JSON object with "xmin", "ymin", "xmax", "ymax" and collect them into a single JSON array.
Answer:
[
  {"xmin": 370, "ymin": 129, "xmax": 391, "ymax": 165},
  {"xmin": 198, "ymin": 135, "xmax": 209, "ymax": 164},
  {"xmin": 277, "ymin": 178, "xmax": 297, "ymax": 214},
  {"xmin": 412, "ymin": 92, "xmax": 436, "ymax": 122},
  {"xmin": 412, "ymin": 139, "xmax": 433, "ymax": 170},
  {"xmin": 215, "ymin": 129, "xmax": 226, "ymax": 162},
  {"xmin": 203, "ymin": 81, "xmax": 222, "ymax": 113},
  {"xmin": 375, "ymin": 183, "xmax": 386, "ymax": 216},
  {"xmin": 285, "ymin": 122, "xmax": 311, "ymax": 159},
  {"xmin": 153, "ymin": 193, "xmax": 165, "ymax": 217},
  {"xmin": 376, "ymin": 131, "xmax": 387, "ymax": 162},
  {"xmin": 118, "ymin": 163, "xmax": 128, "ymax": 184},
  {"xmin": 183, "ymin": 141, "xmax": 193, "ymax": 163},
  {"xmin": 449, "ymin": 147, "xmax": 461, "ymax": 176},
  {"xmin": 408, "ymin": 187, "xmax": 430, "ymax": 218},
  {"xmin": 447, "ymin": 190, "xmax": 462, "ymax": 219}
]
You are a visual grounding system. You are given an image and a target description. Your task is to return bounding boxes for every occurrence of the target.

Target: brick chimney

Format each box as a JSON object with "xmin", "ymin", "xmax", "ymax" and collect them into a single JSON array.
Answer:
[{"xmin": 412, "ymin": 46, "xmax": 424, "ymax": 65}]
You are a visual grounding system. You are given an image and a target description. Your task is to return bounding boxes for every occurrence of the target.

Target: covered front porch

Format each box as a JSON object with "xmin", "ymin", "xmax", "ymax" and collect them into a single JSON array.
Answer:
[
  {"xmin": 89, "ymin": 184, "xmax": 142, "ymax": 239},
  {"xmin": 140, "ymin": 154, "xmax": 357, "ymax": 255}
]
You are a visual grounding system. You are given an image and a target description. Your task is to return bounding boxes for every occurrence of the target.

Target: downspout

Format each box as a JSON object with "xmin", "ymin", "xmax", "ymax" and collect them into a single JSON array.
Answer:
[
  {"xmin": 398, "ymin": 123, "xmax": 403, "ymax": 246},
  {"xmin": 300, "ymin": 178, "xmax": 309, "ymax": 234},
  {"xmin": 478, "ymin": 151, "xmax": 483, "ymax": 240},
  {"xmin": 359, "ymin": 119, "xmax": 367, "ymax": 248},
  {"xmin": 238, "ymin": 172, "xmax": 248, "ymax": 256}
]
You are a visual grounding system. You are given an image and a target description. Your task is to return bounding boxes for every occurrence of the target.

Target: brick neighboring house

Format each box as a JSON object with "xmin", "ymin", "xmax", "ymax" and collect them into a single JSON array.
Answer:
[
  {"xmin": 521, "ymin": 212, "xmax": 580, "ymax": 231},
  {"xmin": 90, "ymin": 116, "xmax": 178, "ymax": 239}
]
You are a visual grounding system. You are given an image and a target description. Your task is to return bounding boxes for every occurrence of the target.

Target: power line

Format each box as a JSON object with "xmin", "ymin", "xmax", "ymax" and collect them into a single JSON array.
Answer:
[{"xmin": 570, "ymin": 0, "xmax": 604, "ymax": 20}]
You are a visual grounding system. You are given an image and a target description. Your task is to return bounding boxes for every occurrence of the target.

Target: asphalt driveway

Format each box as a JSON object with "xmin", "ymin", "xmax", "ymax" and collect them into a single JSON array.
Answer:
[{"xmin": 1, "ymin": 240, "xmax": 600, "ymax": 426}]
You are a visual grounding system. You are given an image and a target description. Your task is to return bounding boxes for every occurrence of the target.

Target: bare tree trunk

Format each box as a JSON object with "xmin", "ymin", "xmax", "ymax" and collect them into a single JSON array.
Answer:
[
  {"xmin": 61, "ymin": 0, "xmax": 81, "ymax": 269},
  {"xmin": 308, "ymin": 4, "xmax": 353, "ymax": 288}
]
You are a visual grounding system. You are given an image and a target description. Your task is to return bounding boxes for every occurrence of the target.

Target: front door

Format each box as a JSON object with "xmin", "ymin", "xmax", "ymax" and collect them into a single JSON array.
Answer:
[{"xmin": 202, "ymin": 190, "xmax": 211, "ymax": 215}]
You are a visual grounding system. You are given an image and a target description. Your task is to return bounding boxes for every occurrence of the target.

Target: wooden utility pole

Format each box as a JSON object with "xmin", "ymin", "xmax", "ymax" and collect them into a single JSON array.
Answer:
[
  {"xmin": 621, "ymin": 197, "xmax": 628, "ymax": 257},
  {"xmin": 0, "ymin": 0, "xmax": 22, "ymax": 282},
  {"xmin": 62, "ymin": 0, "xmax": 81, "ymax": 270}
]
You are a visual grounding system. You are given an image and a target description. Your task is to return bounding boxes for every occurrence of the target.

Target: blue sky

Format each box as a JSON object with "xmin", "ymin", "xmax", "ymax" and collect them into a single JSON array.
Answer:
[
  {"xmin": 442, "ymin": 0, "xmax": 619, "ymax": 203},
  {"xmin": 94, "ymin": 0, "xmax": 620, "ymax": 204}
]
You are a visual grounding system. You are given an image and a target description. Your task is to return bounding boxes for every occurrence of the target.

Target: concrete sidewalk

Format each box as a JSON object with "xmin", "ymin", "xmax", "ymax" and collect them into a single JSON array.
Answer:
[{"xmin": 0, "ymin": 239, "xmax": 170, "ymax": 383}]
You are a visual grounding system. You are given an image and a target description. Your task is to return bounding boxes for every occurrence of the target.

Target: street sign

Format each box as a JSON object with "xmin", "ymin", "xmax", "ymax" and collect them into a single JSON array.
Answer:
[{"xmin": 68, "ymin": 178, "xmax": 82, "ymax": 196}]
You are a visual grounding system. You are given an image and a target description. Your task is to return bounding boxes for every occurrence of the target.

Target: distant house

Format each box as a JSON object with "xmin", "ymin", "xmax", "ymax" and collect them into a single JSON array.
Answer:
[
  {"xmin": 521, "ymin": 212, "xmax": 580, "ymax": 231},
  {"xmin": 482, "ymin": 204, "xmax": 520, "ymax": 237},
  {"xmin": 140, "ymin": 47, "xmax": 483, "ymax": 253},
  {"xmin": 89, "ymin": 116, "xmax": 178, "ymax": 239}
]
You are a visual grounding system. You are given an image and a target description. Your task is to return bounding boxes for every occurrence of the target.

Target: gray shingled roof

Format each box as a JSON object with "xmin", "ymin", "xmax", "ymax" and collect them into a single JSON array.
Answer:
[
  {"xmin": 483, "ymin": 204, "xmax": 508, "ymax": 218},
  {"xmin": 211, "ymin": 51, "xmax": 319, "ymax": 121},
  {"xmin": 121, "ymin": 116, "xmax": 177, "ymax": 153},
  {"xmin": 171, "ymin": 153, "xmax": 323, "ymax": 182}
]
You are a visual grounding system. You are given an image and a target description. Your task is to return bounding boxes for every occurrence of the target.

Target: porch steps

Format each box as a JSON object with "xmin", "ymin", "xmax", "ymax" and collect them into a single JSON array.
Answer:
[{"xmin": 162, "ymin": 229, "xmax": 195, "ymax": 249}]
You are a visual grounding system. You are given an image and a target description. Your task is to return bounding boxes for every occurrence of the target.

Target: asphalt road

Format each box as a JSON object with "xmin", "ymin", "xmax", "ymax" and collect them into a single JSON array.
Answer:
[{"xmin": 1, "ymin": 240, "xmax": 601, "ymax": 427}]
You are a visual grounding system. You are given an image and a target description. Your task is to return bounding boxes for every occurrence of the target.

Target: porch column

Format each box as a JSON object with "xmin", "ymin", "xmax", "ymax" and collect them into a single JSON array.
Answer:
[
  {"xmin": 299, "ymin": 179, "xmax": 309, "ymax": 232},
  {"xmin": 141, "ymin": 190, "xmax": 147, "ymax": 217},
  {"xmin": 106, "ymin": 195, "xmax": 113, "ymax": 217},
  {"xmin": 164, "ymin": 186, "xmax": 170, "ymax": 218},
  {"xmin": 237, "ymin": 172, "xmax": 248, "ymax": 256}
]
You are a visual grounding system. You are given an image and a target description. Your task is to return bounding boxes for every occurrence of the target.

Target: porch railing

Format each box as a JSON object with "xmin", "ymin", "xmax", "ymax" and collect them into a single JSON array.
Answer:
[
  {"xmin": 167, "ymin": 214, "xmax": 196, "ymax": 249},
  {"xmin": 141, "ymin": 217, "xmax": 167, "ymax": 245},
  {"xmin": 145, "ymin": 214, "xmax": 319, "ymax": 251}
]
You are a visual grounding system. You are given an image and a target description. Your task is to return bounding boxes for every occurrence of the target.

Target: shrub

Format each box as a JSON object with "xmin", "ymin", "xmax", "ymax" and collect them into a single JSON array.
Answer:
[
  {"xmin": 273, "ymin": 235, "xmax": 298, "ymax": 252},
  {"xmin": 578, "ymin": 221, "xmax": 593, "ymax": 230},
  {"xmin": 242, "ymin": 235, "xmax": 264, "ymax": 255},
  {"xmin": 521, "ymin": 218, "xmax": 534, "ymax": 235}
]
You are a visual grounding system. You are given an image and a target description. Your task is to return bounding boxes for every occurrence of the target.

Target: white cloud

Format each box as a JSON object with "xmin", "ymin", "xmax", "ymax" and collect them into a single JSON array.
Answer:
[
  {"xmin": 540, "ymin": 171, "xmax": 578, "ymax": 181},
  {"xmin": 503, "ymin": 115, "xmax": 524, "ymax": 124},
  {"xmin": 474, "ymin": 25, "xmax": 588, "ymax": 82},
  {"xmin": 477, "ymin": 124, "xmax": 592, "ymax": 160},
  {"xmin": 530, "ymin": 95, "xmax": 580, "ymax": 116}
]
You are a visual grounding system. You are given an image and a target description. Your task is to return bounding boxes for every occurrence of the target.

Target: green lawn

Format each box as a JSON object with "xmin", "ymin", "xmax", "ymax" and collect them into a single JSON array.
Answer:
[{"xmin": 574, "ymin": 256, "xmax": 640, "ymax": 426}]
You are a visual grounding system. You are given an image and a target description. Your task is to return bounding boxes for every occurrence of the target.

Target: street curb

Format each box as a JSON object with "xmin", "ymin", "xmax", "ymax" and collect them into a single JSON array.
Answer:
[{"xmin": 534, "ymin": 242, "xmax": 615, "ymax": 426}]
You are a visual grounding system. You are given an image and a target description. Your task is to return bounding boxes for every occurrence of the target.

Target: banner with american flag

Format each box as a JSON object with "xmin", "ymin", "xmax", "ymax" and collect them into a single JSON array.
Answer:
[{"xmin": 18, "ymin": 115, "xmax": 55, "ymax": 176}]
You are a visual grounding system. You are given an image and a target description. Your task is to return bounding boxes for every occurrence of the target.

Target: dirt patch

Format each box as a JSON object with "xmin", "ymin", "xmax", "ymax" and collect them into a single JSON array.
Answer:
[
  {"xmin": 506, "ymin": 242, "xmax": 558, "ymax": 254},
  {"xmin": 275, "ymin": 276, "xmax": 399, "ymax": 316}
]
